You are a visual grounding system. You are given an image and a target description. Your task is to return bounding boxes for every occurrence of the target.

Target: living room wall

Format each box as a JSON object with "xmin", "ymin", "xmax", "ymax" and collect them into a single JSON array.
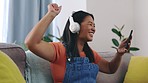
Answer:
[
  {"xmin": 54, "ymin": 0, "xmax": 86, "ymax": 36},
  {"xmin": 134, "ymin": 0, "xmax": 148, "ymax": 56},
  {"xmin": 56, "ymin": 0, "xmax": 147, "ymax": 56},
  {"xmin": 87, "ymin": 0, "xmax": 148, "ymax": 56},
  {"xmin": 87, "ymin": 0, "xmax": 134, "ymax": 53}
]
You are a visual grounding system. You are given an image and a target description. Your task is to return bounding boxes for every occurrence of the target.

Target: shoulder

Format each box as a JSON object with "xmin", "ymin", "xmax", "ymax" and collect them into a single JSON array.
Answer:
[
  {"xmin": 91, "ymin": 49, "xmax": 102, "ymax": 64},
  {"xmin": 91, "ymin": 49, "xmax": 100, "ymax": 56},
  {"xmin": 50, "ymin": 42, "xmax": 63, "ymax": 46},
  {"xmin": 50, "ymin": 42, "xmax": 65, "ymax": 49},
  {"xmin": 92, "ymin": 50, "xmax": 98, "ymax": 55},
  {"xmin": 49, "ymin": 42, "xmax": 66, "ymax": 63}
]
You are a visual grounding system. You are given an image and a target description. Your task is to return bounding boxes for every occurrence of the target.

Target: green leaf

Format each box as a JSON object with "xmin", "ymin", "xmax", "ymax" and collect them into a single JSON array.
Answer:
[
  {"xmin": 129, "ymin": 47, "xmax": 140, "ymax": 51},
  {"xmin": 47, "ymin": 34, "xmax": 61, "ymax": 41},
  {"xmin": 112, "ymin": 28, "xmax": 120, "ymax": 37},
  {"xmin": 42, "ymin": 36, "xmax": 53, "ymax": 42},
  {"xmin": 121, "ymin": 24, "xmax": 125, "ymax": 30},
  {"xmin": 111, "ymin": 46, "xmax": 118, "ymax": 49},
  {"xmin": 114, "ymin": 25, "xmax": 120, "ymax": 30},
  {"xmin": 20, "ymin": 43, "xmax": 28, "ymax": 51},
  {"xmin": 118, "ymin": 31, "xmax": 122, "ymax": 40},
  {"xmin": 112, "ymin": 38, "xmax": 119, "ymax": 47},
  {"xmin": 47, "ymin": 34, "xmax": 54, "ymax": 37}
]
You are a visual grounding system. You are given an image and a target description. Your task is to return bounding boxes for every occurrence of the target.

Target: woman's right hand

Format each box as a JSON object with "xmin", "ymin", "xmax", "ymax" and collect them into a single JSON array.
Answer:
[{"xmin": 48, "ymin": 3, "xmax": 62, "ymax": 16}]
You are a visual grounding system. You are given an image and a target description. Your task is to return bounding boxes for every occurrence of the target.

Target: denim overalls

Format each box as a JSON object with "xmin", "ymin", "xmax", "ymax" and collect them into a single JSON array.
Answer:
[{"xmin": 63, "ymin": 57, "xmax": 99, "ymax": 83}]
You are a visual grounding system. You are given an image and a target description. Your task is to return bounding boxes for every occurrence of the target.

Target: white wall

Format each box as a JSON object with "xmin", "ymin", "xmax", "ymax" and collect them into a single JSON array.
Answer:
[
  {"xmin": 56, "ymin": 0, "xmax": 148, "ymax": 56},
  {"xmin": 134, "ymin": 0, "xmax": 148, "ymax": 56},
  {"xmin": 87, "ymin": 0, "xmax": 134, "ymax": 53}
]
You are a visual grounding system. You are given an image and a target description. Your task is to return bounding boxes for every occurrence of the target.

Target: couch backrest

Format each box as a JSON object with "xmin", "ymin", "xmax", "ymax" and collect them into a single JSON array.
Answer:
[
  {"xmin": 25, "ymin": 50, "xmax": 53, "ymax": 83},
  {"xmin": 1, "ymin": 42, "xmax": 132, "ymax": 83},
  {"xmin": 0, "ymin": 43, "xmax": 26, "ymax": 77}
]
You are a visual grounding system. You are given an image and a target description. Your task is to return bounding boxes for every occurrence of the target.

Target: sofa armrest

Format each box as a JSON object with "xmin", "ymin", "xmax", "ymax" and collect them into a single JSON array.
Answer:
[{"xmin": 0, "ymin": 43, "xmax": 26, "ymax": 76}]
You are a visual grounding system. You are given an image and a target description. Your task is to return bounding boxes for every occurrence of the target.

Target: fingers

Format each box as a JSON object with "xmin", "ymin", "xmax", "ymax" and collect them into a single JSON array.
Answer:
[
  {"xmin": 51, "ymin": 3, "xmax": 61, "ymax": 11},
  {"xmin": 121, "ymin": 38, "xmax": 132, "ymax": 47},
  {"xmin": 117, "ymin": 48, "xmax": 128, "ymax": 54},
  {"xmin": 122, "ymin": 38, "xmax": 128, "ymax": 43},
  {"xmin": 118, "ymin": 40, "xmax": 131, "ymax": 54},
  {"xmin": 48, "ymin": 3, "xmax": 62, "ymax": 15},
  {"xmin": 58, "ymin": 6, "xmax": 62, "ymax": 11},
  {"xmin": 52, "ymin": 3, "xmax": 58, "ymax": 9},
  {"xmin": 55, "ymin": 6, "xmax": 62, "ymax": 12}
]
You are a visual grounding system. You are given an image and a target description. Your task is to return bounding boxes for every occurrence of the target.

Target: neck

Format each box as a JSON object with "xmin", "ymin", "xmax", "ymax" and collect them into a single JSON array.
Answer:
[{"xmin": 77, "ymin": 39, "xmax": 85, "ymax": 53}]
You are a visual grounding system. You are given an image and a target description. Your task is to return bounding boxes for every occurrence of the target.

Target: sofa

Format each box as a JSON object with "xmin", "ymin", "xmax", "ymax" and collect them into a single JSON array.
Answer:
[{"xmin": 0, "ymin": 43, "xmax": 133, "ymax": 83}]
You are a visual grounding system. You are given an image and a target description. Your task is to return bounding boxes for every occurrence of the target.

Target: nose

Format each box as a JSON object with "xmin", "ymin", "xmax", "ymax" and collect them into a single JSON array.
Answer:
[{"xmin": 92, "ymin": 26, "xmax": 96, "ymax": 33}]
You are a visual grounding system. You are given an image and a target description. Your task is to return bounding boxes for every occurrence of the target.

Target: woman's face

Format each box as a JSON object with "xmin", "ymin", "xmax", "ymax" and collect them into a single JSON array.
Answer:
[{"xmin": 78, "ymin": 15, "xmax": 96, "ymax": 42}]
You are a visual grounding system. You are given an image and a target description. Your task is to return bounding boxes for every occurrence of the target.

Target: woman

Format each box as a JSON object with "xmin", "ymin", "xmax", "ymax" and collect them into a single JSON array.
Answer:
[{"xmin": 25, "ymin": 3, "xmax": 131, "ymax": 83}]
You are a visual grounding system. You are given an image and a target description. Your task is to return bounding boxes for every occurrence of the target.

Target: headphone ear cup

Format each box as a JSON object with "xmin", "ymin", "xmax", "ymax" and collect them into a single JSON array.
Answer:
[
  {"xmin": 69, "ymin": 16, "xmax": 80, "ymax": 33},
  {"xmin": 69, "ymin": 22, "xmax": 80, "ymax": 33}
]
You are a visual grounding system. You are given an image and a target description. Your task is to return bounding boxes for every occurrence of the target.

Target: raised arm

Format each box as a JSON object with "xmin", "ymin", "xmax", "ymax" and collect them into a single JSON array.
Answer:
[
  {"xmin": 25, "ymin": 3, "xmax": 61, "ymax": 62},
  {"xmin": 98, "ymin": 39, "xmax": 131, "ymax": 74}
]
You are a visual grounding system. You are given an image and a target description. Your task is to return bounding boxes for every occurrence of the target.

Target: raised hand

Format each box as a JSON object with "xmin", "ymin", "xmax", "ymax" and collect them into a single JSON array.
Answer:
[
  {"xmin": 117, "ymin": 38, "xmax": 132, "ymax": 55},
  {"xmin": 48, "ymin": 3, "xmax": 62, "ymax": 16}
]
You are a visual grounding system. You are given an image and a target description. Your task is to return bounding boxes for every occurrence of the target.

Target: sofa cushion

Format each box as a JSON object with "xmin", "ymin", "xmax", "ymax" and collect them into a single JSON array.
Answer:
[
  {"xmin": 97, "ymin": 52, "xmax": 133, "ymax": 83},
  {"xmin": 0, "ymin": 43, "xmax": 26, "ymax": 76},
  {"xmin": 25, "ymin": 50, "xmax": 53, "ymax": 83},
  {"xmin": 0, "ymin": 51, "xmax": 26, "ymax": 83},
  {"xmin": 124, "ymin": 56, "xmax": 148, "ymax": 83}
]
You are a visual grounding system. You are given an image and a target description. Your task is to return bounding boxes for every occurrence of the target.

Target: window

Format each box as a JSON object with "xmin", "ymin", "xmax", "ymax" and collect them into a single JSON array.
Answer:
[
  {"xmin": 52, "ymin": 0, "xmax": 61, "ymax": 42},
  {"xmin": 0, "ymin": 0, "xmax": 9, "ymax": 42},
  {"xmin": 0, "ymin": 0, "xmax": 4, "ymax": 42}
]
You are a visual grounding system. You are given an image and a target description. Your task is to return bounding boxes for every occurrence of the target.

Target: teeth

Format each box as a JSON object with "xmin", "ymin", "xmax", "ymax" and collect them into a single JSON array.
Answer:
[{"xmin": 90, "ymin": 33, "xmax": 93, "ymax": 35}]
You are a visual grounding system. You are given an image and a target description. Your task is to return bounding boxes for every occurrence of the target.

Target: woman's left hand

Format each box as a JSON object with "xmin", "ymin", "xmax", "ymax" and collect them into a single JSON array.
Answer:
[{"xmin": 117, "ymin": 38, "xmax": 131, "ymax": 55}]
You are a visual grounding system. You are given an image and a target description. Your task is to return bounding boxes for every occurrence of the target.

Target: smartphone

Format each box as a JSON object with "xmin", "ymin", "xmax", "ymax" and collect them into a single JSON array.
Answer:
[{"xmin": 125, "ymin": 30, "xmax": 133, "ymax": 49}]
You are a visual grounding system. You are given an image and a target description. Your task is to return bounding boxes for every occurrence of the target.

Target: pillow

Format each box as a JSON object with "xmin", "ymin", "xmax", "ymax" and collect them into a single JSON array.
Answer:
[
  {"xmin": 0, "ymin": 51, "xmax": 26, "ymax": 83},
  {"xmin": 124, "ymin": 56, "xmax": 148, "ymax": 83}
]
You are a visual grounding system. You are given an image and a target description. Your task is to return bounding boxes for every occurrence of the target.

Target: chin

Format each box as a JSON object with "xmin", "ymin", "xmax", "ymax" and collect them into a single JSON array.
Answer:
[
  {"xmin": 87, "ymin": 39, "xmax": 93, "ymax": 42},
  {"xmin": 86, "ymin": 36, "xmax": 93, "ymax": 42}
]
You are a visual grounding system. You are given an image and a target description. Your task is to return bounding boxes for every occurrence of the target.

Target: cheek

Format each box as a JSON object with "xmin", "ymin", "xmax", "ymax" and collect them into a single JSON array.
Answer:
[
  {"xmin": 79, "ymin": 29, "xmax": 88, "ymax": 35},
  {"xmin": 79, "ymin": 29, "xmax": 87, "ymax": 37},
  {"xmin": 80, "ymin": 25, "xmax": 89, "ymax": 32}
]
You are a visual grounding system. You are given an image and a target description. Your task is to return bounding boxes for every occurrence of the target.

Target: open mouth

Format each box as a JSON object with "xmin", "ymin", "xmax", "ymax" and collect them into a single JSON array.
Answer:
[{"xmin": 89, "ymin": 32, "xmax": 94, "ymax": 37}]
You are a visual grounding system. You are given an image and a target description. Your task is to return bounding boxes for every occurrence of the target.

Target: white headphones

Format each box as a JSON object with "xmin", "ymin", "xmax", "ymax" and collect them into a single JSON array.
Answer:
[{"xmin": 69, "ymin": 16, "xmax": 80, "ymax": 33}]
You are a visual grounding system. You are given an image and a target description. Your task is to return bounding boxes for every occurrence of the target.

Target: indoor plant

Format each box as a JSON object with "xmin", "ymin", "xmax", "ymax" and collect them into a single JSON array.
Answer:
[{"xmin": 111, "ymin": 25, "xmax": 140, "ymax": 52}]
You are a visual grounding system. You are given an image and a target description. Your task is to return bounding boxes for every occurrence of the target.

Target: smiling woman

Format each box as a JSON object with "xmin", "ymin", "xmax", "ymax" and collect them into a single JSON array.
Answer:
[{"xmin": 24, "ymin": 3, "xmax": 131, "ymax": 83}]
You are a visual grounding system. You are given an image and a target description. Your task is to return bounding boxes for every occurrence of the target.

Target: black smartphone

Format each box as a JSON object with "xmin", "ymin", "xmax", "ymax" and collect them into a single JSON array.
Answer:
[{"xmin": 125, "ymin": 30, "xmax": 133, "ymax": 49}]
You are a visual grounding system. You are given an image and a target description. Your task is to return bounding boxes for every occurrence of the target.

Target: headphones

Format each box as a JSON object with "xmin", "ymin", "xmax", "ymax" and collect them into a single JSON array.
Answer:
[{"xmin": 69, "ymin": 16, "xmax": 80, "ymax": 33}]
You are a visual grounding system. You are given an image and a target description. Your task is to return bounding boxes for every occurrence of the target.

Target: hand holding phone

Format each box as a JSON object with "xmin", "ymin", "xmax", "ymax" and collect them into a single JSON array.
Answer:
[{"xmin": 125, "ymin": 30, "xmax": 133, "ymax": 49}]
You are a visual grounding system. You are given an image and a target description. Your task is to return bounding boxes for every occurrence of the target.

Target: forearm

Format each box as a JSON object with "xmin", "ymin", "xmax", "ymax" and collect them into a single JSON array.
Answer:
[
  {"xmin": 25, "ymin": 12, "xmax": 56, "ymax": 45},
  {"xmin": 109, "ymin": 52, "xmax": 123, "ymax": 73}
]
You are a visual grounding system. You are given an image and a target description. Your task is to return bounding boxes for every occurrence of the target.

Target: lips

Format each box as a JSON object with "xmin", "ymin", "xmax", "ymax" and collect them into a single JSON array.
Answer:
[{"xmin": 89, "ymin": 32, "xmax": 94, "ymax": 37}]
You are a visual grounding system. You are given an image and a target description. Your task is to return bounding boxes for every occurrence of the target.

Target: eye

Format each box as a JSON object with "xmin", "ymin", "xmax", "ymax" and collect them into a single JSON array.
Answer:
[
  {"xmin": 88, "ymin": 23, "xmax": 92, "ymax": 26},
  {"xmin": 88, "ymin": 23, "xmax": 95, "ymax": 27}
]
